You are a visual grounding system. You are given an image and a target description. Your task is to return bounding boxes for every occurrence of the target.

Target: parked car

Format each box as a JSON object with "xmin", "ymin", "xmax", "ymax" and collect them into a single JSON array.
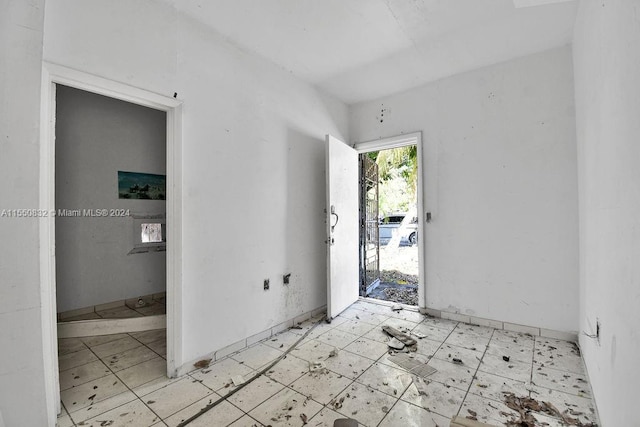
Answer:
[{"xmin": 379, "ymin": 213, "xmax": 418, "ymax": 245}]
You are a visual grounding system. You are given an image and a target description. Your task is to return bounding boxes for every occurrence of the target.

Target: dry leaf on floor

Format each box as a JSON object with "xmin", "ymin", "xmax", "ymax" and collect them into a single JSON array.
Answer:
[{"xmin": 193, "ymin": 358, "xmax": 211, "ymax": 369}]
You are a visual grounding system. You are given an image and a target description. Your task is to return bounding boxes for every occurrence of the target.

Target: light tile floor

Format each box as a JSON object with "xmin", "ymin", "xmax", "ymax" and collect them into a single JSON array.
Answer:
[{"xmin": 56, "ymin": 300, "xmax": 599, "ymax": 427}]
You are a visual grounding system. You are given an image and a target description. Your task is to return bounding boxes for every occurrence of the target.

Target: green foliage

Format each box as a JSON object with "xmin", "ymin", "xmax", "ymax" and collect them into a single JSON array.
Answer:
[{"xmin": 373, "ymin": 145, "xmax": 417, "ymax": 214}]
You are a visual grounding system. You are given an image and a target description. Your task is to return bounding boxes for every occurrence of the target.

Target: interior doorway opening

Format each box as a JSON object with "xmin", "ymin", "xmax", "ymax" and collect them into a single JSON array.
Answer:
[
  {"xmin": 40, "ymin": 63, "xmax": 183, "ymax": 419},
  {"xmin": 53, "ymin": 85, "xmax": 169, "ymax": 420},
  {"xmin": 359, "ymin": 144, "xmax": 419, "ymax": 306}
]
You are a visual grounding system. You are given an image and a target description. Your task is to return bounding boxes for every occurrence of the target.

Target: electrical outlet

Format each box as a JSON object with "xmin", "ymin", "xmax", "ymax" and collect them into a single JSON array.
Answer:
[
  {"xmin": 283, "ymin": 273, "xmax": 291, "ymax": 285},
  {"xmin": 263, "ymin": 279, "xmax": 270, "ymax": 290}
]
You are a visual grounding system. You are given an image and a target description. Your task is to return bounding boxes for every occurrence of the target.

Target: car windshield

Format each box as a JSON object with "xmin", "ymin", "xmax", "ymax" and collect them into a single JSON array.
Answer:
[{"xmin": 381, "ymin": 215, "xmax": 406, "ymax": 224}]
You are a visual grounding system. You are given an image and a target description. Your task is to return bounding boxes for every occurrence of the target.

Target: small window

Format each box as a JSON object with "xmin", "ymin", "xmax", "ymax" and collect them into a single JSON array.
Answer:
[
  {"xmin": 129, "ymin": 213, "xmax": 166, "ymax": 254},
  {"xmin": 141, "ymin": 223, "xmax": 163, "ymax": 243}
]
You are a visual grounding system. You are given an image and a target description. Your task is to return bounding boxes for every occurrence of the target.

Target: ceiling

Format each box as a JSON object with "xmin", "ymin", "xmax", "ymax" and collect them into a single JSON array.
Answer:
[{"xmin": 170, "ymin": 0, "xmax": 578, "ymax": 104}]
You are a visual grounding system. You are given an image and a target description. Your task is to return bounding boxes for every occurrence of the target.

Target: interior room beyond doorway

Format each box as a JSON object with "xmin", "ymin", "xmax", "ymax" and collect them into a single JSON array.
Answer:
[{"xmin": 54, "ymin": 85, "xmax": 169, "ymax": 406}]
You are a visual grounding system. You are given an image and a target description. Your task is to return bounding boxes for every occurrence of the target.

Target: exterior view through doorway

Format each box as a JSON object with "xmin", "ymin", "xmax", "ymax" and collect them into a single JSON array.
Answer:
[{"xmin": 354, "ymin": 133, "xmax": 425, "ymax": 309}]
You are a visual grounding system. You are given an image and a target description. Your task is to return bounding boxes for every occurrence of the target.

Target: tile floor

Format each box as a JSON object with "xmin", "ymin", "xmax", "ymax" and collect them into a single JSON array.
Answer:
[{"xmin": 56, "ymin": 300, "xmax": 599, "ymax": 427}]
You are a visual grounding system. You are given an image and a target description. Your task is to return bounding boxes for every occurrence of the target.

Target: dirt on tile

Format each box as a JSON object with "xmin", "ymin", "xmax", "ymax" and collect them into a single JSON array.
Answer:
[
  {"xmin": 502, "ymin": 392, "xmax": 598, "ymax": 427},
  {"xmin": 194, "ymin": 358, "xmax": 212, "ymax": 369},
  {"xmin": 368, "ymin": 282, "xmax": 418, "ymax": 306},
  {"xmin": 368, "ymin": 246, "xmax": 419, "ymax": 305}
]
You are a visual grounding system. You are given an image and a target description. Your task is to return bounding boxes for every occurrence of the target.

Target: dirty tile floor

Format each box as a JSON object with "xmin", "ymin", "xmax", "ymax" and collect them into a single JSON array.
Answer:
[{"xmin": 56, "ymin": 300, "xmax": 599, "ymax": 426}]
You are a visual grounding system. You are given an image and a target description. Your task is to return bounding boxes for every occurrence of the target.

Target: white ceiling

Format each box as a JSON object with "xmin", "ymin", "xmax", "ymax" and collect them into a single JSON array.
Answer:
[{"xmin": 170, "ymin": 0, "xmax": 578, "ymax": 104}]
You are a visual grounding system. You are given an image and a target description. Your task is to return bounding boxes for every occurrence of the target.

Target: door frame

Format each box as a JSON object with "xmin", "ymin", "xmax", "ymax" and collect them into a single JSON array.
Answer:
[
  {"xmin": 353, "ymin": 132, "xmax": 426, "ymax": 310},
  {"xmin": 39, "ymin": 63, "xmax": 183, "ymax": 418}
]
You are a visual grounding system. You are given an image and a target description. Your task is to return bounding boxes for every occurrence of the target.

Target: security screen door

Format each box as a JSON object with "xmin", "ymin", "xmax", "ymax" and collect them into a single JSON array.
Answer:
[
  {"xmin": 325, "ymin": 134, "xmax": 359, "ymax": 320},
  {"xmin": 359, "ymin": 153, "xmax": 380, "ymax": 296}
]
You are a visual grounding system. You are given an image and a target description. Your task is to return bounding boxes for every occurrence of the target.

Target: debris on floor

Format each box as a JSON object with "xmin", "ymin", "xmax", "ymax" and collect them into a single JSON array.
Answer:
[
  {"xmin": 269, "ymin": 400, "xmax": 306, "ymax": 425},
  {"xmin": 502, "ymin": 355, "xmax": 510, "ymax": 362},
  {"xmin": 309, "ymin": 361, "xmax": 327, "ymax": 373},
  {"xmin": 231, "ymin": 375, "xmax": 245, "ymax": 386},
  {"xmin": 331, "ymin": 396, "xmax": 346, "ymax": 410},
  {"xmin": 193, "ymin": 358, "xmax": 211, "ymax": 369},
  {"xmin": 502, "ymin": 392, "xmax": 598, "ymax": 427},
  {"xmin": 452, "ymin": 357, "xmax": 463, "ymax": 365},
  {"xmin": 367, "ymin": 268, "xmax": 419, "ymax": 305},
  {"xmin": 383, "ymin": 285, "xmax": 418, "ymax": 306},
  {"xmin": 380, "ymin": 269, "xmax": 418, "ymax": 285},
  {"xmin": 387, "ymin": 337, "xmax": 405, "ymax": 350},
  {"xmin": 450, "ymin": 415, "xmax": 499, "ymax": 427},
  {"xmin": 382, "ymin": 325, "xmax": 417, "ymax": 351},
  {"xmin": 411, "ymin": 330, "xmax": 427, "ymax": 339},
  {"xmin": 57, "ymin": 299, "xmax": 600, "ymax": 427},
  {"xmin": 387, "ymin": 354, "xmax": 437, "ymax": 378},
  {"xmin": 391, "ymin": 304, "xmax": 403, "ymax": 311},
  {"xmin": 411, "ymin": 375, "xmax": 430, "ymax": 396}
]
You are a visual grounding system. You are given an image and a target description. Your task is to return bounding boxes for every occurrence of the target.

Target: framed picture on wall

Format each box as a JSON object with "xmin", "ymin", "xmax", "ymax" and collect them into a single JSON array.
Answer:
[{"xmin": 118, "ymin": 171, "xmax": 166, "ymax": 200}]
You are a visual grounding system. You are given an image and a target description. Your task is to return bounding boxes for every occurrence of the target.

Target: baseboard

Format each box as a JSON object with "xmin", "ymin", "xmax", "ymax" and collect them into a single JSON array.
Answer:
[
  {"xmin": 174, "ymin": 305, "xmax": 327, "ymax": 377},
  {"xmin": 418, "ymin": 307, "xmax": 578, "ymax": 342},
  {"xmin": 57, "ymin": 292, "xmax": 167, "ymax": 321},
  {"xmin": 57, "ymin": 314, "xmax": 166, "ymax": 338}
]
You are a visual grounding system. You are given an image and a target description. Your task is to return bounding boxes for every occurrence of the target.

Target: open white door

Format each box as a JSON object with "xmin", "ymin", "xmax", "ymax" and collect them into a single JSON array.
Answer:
[{"xmin": 326, "ymin": 134, "xmax": 359, "ymax": 320}]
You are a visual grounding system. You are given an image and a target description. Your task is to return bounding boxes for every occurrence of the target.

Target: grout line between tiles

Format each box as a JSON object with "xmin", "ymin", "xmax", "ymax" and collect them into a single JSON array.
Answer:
[
  {"xmin": 59, "ymin": 367, "xmax": 113, "ymax": 393},
  {"xmin": 529, "ymin": 333, "xmax": 537, "ymax": 398},
  {"xmin": 127, "ymin": 331, "xmax": 168, "ymax": 360},
  {"xmin": 176, "ymin": 318, "xmax": 325, "ymax": 427},
  {"xmin": 88, "ymin": 334, "xmax": 179, "ymax": 425},
  {"xmin": 65, "ymin": 344, "xmax": 143, "ymax": 422},
  {"xmin": 108, "ymin": 361, "xmax": 166, "ymax": 424},
  {"xmin": 360, "ymin": 315, "xmax": 458, "ymax": 425},
  {"xmin": 60, "ymin": 401, "xmax": 78, "ymax": 427},
  {"xmin": 455, "ymin": 327, "xmax": 494, "ymax": 417},
  {"xmin": 371, "ymin": 315, "xmax": 458, "ymax": 425}
]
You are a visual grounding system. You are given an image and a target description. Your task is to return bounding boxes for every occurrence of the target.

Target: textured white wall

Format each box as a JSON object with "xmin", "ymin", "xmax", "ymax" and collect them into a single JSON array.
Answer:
[
  {"xmin": 43, "ymin": 0, "xmax": 349, "ymax": 368},
  {"xmin": 0, "ymin": 0, "xmax": 53, "ymax": 425},
  {"xmin": 350, "ymin": 46, "xmax": 579, "ymax": 332},
  {"xmin": 574, "ymin": 1, "xmax": 640, "ymax": 425}
]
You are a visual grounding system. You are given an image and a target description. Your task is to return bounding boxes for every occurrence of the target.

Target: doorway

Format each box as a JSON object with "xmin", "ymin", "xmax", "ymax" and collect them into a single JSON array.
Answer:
[
  {"xmin": 55, "ymin": 84, "xmax": 168, "ymax": 321},
  {"xmin": 355, "ymin": 133, "xmax": 425, "ymax": 308},
  {"xmin": 40, "ymin": 63, "xmax": 183, "ymax": 417}
]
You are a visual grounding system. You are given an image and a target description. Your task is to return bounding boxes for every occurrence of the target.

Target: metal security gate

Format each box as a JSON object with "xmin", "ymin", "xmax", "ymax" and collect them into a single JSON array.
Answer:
[{"xmin": 359, "ymin": 154, "xmax": 380, "ymax": 296}]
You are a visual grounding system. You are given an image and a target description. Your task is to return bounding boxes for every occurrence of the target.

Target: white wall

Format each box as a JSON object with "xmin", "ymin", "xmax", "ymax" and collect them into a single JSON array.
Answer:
[
  {"xmin": 55, "ymin": 85, "xmax": 167, "ymax": 312},
  {"xmin": 0, "ymin": 0, "xmax": 53, "ymax": 426},
  {"xmin": 350, "ymin": 46, "xmax": 579, "ymax": 332},
  {"xmin": 43, "ymin": 0, "xmax": 349, "ymax": 369},
  {"xmin": 574, "ymin": 1, "xmax": 640, "ymax": 425}
]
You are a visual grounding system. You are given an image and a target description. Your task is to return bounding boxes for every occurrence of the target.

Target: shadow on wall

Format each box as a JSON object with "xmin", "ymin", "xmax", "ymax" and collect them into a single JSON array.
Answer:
[{"xmin": 285, "ymin": 128, "xmax": 328, "ymax": 313}]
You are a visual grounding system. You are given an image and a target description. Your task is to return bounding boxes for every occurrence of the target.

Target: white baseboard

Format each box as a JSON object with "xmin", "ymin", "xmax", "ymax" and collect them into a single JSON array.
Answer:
[
  {"xmin": 174, "ymin": 305, "xmax": 327, "ymax": 377},
  {"xmin": 57, "ymin": 314, "xmax": 166, "ymax": 338},
  {"xmin": 419, "ymin": 307, "xmax": 578, "ymax": 342}
]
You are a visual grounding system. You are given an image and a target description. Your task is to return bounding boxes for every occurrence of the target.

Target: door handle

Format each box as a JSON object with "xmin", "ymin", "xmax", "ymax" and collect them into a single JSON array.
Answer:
[{"xmin": 330, "ymin": 205, "xmax": 339, "ymax": 232}]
